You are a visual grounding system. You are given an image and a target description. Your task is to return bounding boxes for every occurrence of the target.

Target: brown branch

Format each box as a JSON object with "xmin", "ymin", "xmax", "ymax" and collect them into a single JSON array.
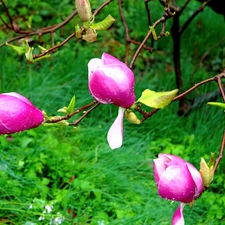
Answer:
[
  {"xmin": 119, "ymin": 0, "xmax": 154, "ymax": 65},
  {"xmin": 70, "ymin": 102, "xmax": 101, "ymax": 126},
  {"xmin": 129, "ymin": 29, "xmax": 152, "ymax": 69},
  {"xmin": 173, "ymin": 76, "xmax": 216, "ymax": 101},
  {"xmin": 93, "ymin": 0, "xmax": 113, "ymax": 17},
  {"xmin": 179, "ymin": 0, "xmax": 191, "ymax": 15},
  {"xmin": 129, "ymin": 5, "xmax": 174, "ymax": 69},
  {"xmin": 213, "ymin": 129, "xmax": 225, "ymax": 173},
  {"xmin": 118, "ymin": 0, "xmax": 131, "ymax": 65},
  {"xmin": 1, "ymin": 0, "xmax": 14, "ymax": 29},
  {"xmin": 179, "ymin": 0, "xmax": 211, "ymax": 35},
  {"xmin": 144, "ymin": 0, "xmax": 152, "ymax": 27},
  {"xmin": 134, "ymin": 107, "xmax": 159, "ymax": 123},
  {"xmin": 191, "ymin": 36, "xmax": 225, "ymax": 85},
  {"xmin": 0, "ymin": 15, "xmax": 12, "ymax": 30},
  {"xmin": 46, "ymin": 101, "xmax": 98, "ymax": 123},
  {"xmin": 33, "ymin": 33, "xmax": 75, "ymax": 59},
  {"xmin": 129, "ymin": 39, "xmax": 153, "ymax": 51},
  {"xmin": 0, "ymin": 10, "xmax": 78, "ymax": 47},
  {"xmin": 135, "ymin": 72, "xmax": 225, "ymax": 121},
  {"xmin": 216, "ymin": 75, "xmax": 225, "ymax": 102}
]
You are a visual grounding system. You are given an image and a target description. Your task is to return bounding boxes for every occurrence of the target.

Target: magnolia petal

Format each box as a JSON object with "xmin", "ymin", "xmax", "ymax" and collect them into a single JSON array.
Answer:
[
  {"xmin": 107, "ymin": 107, "xmax": 125, "ymax": 150},
  {"xmin": 3, "ymin": 92, "xmax": 33, "ymax": 106},
  {"xmin": 88, "ymin": 53, "xmax": 136, "ymax": 108},
  {"xmin": 0, "ymin": 92, "xmax": 43, "ymax": 134},
  {"xmin": 186, "ymin": 163, "xmax": 203, "ymax": 197},
  {"xmin": 157, "ymin": 163, "xmax": 196, "ymax": 203},
  {"xmin": 102, "ymin": 52, "xmax": 123, "ymax": 65},
  {"xmin": 159, "ymin": 154, "xmax": 187, "ymax": 165},
  {"xmin": 88, "ymin": 58, "xmax": 103, "ymax": 79},
  {"xmin": 172, "ymin": 203, "xmax": 185, "ymax": 225},
  {"xmin": 89, "ymin": 64, "xmax": 135, "ymax": 108}
]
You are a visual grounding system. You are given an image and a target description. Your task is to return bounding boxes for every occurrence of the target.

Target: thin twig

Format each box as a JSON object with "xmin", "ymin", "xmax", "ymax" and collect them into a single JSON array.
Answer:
[
  {"xmin": 191, "ymin": 36, "xmax": 225, "ymax": 85},
  {"xmin": 179, "ymin": 0, "xmax": 212, "ymax": 35},
  {"xmin": 135, "ymin": 107, "xmax": 159, "ymax": 123},
  {"xmin": 216, "ymin": 76, "xmax": 225, "ymax": 103},
  {"xmin": 144, "ymin": 0, "xmax": 152, "ymax": 27},
  {"xmin": 71, "ymin": 102, "xmax": 101, "ymax": 126},
  {"xmin": 0, "ymin": 15, "xmax": 12, "ymax": 30},
  {"xmin": 46, "ymin": 101, "xmax": 97, "ymax": 123},
  {"xmin": 179, "ymin": 0, "xmax": 191, "ymax": 15},
  {"xmin": 118, "ymin": 0, "xmax": 131, "ymax": 65},
  {"xmin": 135, "ymin": 73, "xmax": 225, "ymax": 121},
  {"xmin": 129, "ymin": 29, "xmax": 152, "ymax": 69},
  {"xmin": 129, "ymin": 5, "xmax": 174, "ymax": 68},
  {"xmin": 173, "ymin": 76, "xmax": 217, "ymax": 101},
  {"xmin": 213, "ymin": 129, "xmax": 225, "ymax": 173},
  {"xmin": 33, "ymin": 33, "xmax": 75, "ymax": 59},
  {"xmin": 0, "ymin": 10, "xmax": 78, "ymax": 47},
  {"xmin": 129, "ymin": 39, "xmax": 153, "ymax": 51},
  {"xmin": 93, "ymin": 0, "xmax": 113, "ymax": 17},
  {"xmin": 1, "ymin": 0, "xmax": 14, "ymax": 29}
]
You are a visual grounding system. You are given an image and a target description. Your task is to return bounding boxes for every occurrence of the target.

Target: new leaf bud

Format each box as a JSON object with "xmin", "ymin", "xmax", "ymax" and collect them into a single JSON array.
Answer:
[
  {"xmin": 125, "ymin": 110, "xmax": 141, "ymax": 124},
  {"xmin": 200, "ymin": 158, "xmax": 214, "ymax": 188}
]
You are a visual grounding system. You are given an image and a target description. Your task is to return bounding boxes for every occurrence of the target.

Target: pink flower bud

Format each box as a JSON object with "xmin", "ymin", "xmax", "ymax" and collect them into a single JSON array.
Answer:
[
  {"xmin": 0, "ymin": 92, "xmax": 44, "ymax": 135},
  {"xmin": 88, "ymin": 53, "xmax": 136, "ymax": 109},
  {"xmin": 75, "ymin": 0, "xmax": 93, "ymax": 22},
  {"xmin": 153, "ymin": 154, "xmax": 203, "ymax": 203}
]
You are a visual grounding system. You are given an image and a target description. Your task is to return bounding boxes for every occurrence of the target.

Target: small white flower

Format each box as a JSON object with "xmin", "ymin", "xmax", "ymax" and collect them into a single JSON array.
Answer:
[
  {"xmin": 98, "ymin": 220, "xmax": 105, "ymax": 225},
  {"xmin": 50, "ymin": 212, "xmax": 65, "ymax": 225},
  {"xmin": 38, "ymin": 216, "xmax": 45, "ymax": 221},
  {"xmin": 45, "ymin": 205, "xmax": 53, "ymax": 213}
]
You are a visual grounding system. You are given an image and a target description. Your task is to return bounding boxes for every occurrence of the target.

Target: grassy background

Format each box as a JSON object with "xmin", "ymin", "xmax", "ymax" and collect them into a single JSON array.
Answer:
[{"xmin": 0, "ymin": 0, "xmax": 225, "ymax": 224}]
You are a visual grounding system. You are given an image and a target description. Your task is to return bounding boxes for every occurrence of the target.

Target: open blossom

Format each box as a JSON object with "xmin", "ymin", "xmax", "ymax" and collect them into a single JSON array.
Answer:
[
  {"xmin": 153, "ymin": 154, "xmax": 203, "ymax": 225},
  {"xmin": 0, "ymin": 92, "xmax": 44, "ymax": 135},
  {"xmin": 88, "ymin": 53, "xmax": 136, "ymax": 149}
]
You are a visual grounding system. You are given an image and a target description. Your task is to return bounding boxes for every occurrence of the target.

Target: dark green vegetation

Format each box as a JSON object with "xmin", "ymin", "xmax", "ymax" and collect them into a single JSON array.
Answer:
[{"xmin": 0, "ymin": 0, "xmax": 225, "ymax": 224}]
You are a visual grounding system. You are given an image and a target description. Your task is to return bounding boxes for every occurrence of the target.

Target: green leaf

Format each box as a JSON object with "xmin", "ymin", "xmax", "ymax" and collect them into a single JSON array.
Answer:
[
  {"xmin": 90, "ymin": 14, "xmax": 115, "ymax": 30},
  {"xmin": 149, "ymin": 26, "xmax": 158, "ymax": 40},
  {"xmin": 207, "ymin": 102, "xmax": 225, "ymax": 109},
  {"xmin": 137, "ymin": 89, "xmax": 178, "ymax": 109},
  {"xmin": 67, "ymin": 96, "xmax": 76, "ymax": 114},
  {"xmin": 57, "ymin": 107, "xmax": 68, "ymax": 114},
  {"xmin": 33, "ymin": 54, "xmax": 51, "ymax": 63},
  {"xmin": 25, "ymin": 47, "xmax": 34, "ymax": 63},
  {"xmin": 5, "ymin": 42, "xmax": 25, "ymax": 55}
]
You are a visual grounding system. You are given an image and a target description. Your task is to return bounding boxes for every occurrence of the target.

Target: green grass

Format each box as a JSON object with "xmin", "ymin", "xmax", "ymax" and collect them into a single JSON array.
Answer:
[{"xmin": 0, "ymin": 43, "xmax": 224, "ymax": 224}]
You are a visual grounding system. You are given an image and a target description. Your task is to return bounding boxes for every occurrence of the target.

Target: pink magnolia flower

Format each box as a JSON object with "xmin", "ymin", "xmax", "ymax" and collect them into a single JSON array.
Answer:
[
  {"xmin": 0, "ymin": 92, "xmax": 44, "ymax": 135},
  {"xmin": 88, "ymin": 53, "xmax": 136, "ymax": 149},
  {"xmin": 153, "ymin": 154, "xmax": 203, "ymax": 225}
]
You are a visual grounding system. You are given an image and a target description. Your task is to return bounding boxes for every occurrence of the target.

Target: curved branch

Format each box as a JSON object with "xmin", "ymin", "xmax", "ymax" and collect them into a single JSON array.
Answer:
[
  {"xmin": 33, "ymin": 33, "xmax": 75, "ymax": 59},
  {"xmin": 179, "ymin": 1, "xmax": 208, "ymax": 35},
  {"xmin": 213, "ymin": 129, "xmax": 225, "ymax": 173},
  {"xmin": 0, "ymin": 10, "xmax": 78, "ymax": 47},
  {"xmin": 129, "ymin": 5, "xmax": 174, "ymax": 68},
  {"xmin": 93, "ymin": 0, "xmax": 113, "ymax": 17},
  {"xmin": 135, "ymin": 71, "xmax": 225, "ymax": 122},
  {"xmin": 45, "ymin": 101, "xmax": 98, "ymax": 124}
]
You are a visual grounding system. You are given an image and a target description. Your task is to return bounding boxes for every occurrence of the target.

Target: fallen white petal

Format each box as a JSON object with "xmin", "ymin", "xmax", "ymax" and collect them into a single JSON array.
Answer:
[
  {"xmin": 172, "ymin": 203, "xmax": 185, "ymax": 225},
  {"xmin": 107, "ymin": 107, "xmax": 125, "ymax": 150}
]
